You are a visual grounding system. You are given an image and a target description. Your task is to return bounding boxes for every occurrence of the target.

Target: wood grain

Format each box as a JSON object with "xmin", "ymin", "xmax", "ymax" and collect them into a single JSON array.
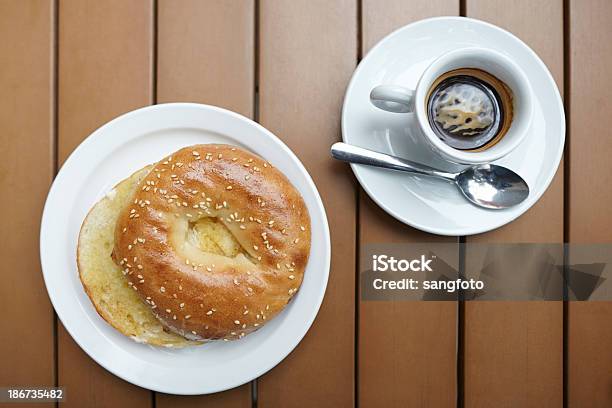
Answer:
[
  {"xmin": 0, "ymin": 2, "xmax": 55, "ymax": 405},
  {"xmin": 359, "ymin": 2, "xmax": 460, "ymax": 407},
  {"xmin": 257, "ymin": 1, "xmax": 357, "ymax": 406},
  {"xmin": 464, "ymin": 1, "xmax": 564, "ymax": 407},
  {"xmin": 57, "ymin": 1, "xmax": 154, "ymax": 406},
  {"xmin": 156, "ymin": 1, "xmax": 254, "ymax": 406},
  {"xmin": 362, "ymin": 0, "xmax": 460, "ymax": 52},
  {"xmin": 567, "ymin": 0, "xmax": 612, "ymax": 406},
  {"xmin": 359, "ymin": 201, "xmax": 459, "ymax": 408},
  {"xmin": 157, "ymin": 0, "xmax": 254, "ymax": 117}
]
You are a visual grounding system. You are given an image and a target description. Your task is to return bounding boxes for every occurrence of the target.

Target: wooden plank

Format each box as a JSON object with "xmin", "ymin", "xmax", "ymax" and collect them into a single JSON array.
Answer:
[
  {"xmin": 359, "ymin": 201, "xmax": 459, "ymax": 408},
  {"xmin": 257, "ymin": 1, "xmax": 357, "ymax": 406},
  {"xmin": 157, "ymin": 0, "xmax": 254, "ymax": 118},
  {"xmin": 463, "ymin": 1, "xmax": 564, "ymax": 407},
  {"xmin": 156, "ymin": 1, "xmax": 254, "ymax": 406},
  {"xmin": 0, "ymin": 1, "xmax": 55, "ymax": 403},
  {"xmin": 359, "ymin": 2, "xmax": 460, "ymax": 407},
  {"xmin": 567, "ymin": 0, "xmax": 612, "ymax": 406},
  {"xmin": 57, "ymin": 1, "xmax": 154, "ymax": 406}
]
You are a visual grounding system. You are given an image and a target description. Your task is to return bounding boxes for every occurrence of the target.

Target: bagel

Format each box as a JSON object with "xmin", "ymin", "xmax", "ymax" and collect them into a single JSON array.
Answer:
[
  {"xmin": 108, "ymin": 144, "xmax": 311, "ymax": 342},
  {"xmin": 78, "ymin": 166, "xmax": 200, "ymax": 347}
]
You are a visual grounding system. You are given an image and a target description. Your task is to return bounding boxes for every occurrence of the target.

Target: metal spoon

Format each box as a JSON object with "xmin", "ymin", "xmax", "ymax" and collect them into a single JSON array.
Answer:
[{"xmin": 331, "ymin": 142, "xmax": 529, "ymax": 209}]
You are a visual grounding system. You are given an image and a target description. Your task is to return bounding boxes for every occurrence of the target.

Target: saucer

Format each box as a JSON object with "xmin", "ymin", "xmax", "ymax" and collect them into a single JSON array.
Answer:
[{"xmin": 341, "ymin": 17, "xmax": 564, "ymax": 236}]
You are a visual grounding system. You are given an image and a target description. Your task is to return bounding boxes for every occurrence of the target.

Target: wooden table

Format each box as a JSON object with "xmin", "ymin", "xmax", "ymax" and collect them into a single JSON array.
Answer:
[{"xmin": 1, "ymin": 0, "xmax": 611, "ymax": 407}]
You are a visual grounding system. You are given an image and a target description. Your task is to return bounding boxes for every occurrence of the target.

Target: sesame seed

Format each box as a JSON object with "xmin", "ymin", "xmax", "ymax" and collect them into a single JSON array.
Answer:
[
  {"xmin": 160, "ymin": 286, "xmax": 166, "ymax": 293},
  {"xmin": 243, "ymin": 310, "xmax": 249, "ymax": 315},
  {"xmin": 180, "ymin": 303, "xmax": 185, "ymax": 308},
  {"xmin": 300, "ymin": 226, "xmax": 306, "ymax": 231},
  {"xmin": 289, "ymin": 275, "xmax": 295, "ymax": 280},
  {"xmin": 206, "ymin": 310, "xmax": 213, "ymax": 315},
  {"xmin": 234, "ymin": 320, "xmax": 240, "ymax": 325},
  {"xmin": 185, "ymin": 315, "xmax": 191, "ymax": 319},
  {"xmin": 226, "ymin": 185, "xmax": 233, "ymax": 190},
  {"xmin": 192, "ymin": 331, "xmax": 197, "ymax": 335},
  {"xmin": 166, "ymin": 309, "xmax": 171, "ymax": 313}
]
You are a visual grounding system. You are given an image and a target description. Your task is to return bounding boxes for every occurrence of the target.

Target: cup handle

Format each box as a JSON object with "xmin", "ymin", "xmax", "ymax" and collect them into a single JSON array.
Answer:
[{"xmin": 370, "ymin": 85, "xmax": 416, "ymax": 113}]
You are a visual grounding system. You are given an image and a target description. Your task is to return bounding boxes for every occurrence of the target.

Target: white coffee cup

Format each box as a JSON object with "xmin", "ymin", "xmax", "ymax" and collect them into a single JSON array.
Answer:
[{"xmin": 370, "ymin": 47, "xmax": 533, "ymax": 164}]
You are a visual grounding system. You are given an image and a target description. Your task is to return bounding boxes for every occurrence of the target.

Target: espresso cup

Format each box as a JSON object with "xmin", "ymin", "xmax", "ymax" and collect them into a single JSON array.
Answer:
[{"xmin": 370, "ymin": 47, "xmax": 533, "ymax": 164}]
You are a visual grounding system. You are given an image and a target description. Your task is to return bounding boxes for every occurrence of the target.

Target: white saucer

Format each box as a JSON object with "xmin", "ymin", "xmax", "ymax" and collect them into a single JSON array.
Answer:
[
  {"xmin": 40, "ymin": 103, "xmax": 330, "ymax": 394},
  {"xmin": 342, "ymin": 17, "xmax": 564, "ymax": 236}
]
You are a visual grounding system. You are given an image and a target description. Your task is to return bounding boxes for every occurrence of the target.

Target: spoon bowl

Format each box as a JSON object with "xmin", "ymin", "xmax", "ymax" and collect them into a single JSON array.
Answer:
[{"xmin": 455, "ymin": 164, "xmax": 530, "ymax": 209}]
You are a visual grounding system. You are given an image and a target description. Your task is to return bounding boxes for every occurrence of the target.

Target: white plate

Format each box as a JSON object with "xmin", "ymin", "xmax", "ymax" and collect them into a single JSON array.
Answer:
[
  {"xmin": 342, "ymin": 17, "xmax": 564, "ymax": 236},
  {"xmin": 40, "ymin": 103, "xmax": 330, "ymax": 394}
]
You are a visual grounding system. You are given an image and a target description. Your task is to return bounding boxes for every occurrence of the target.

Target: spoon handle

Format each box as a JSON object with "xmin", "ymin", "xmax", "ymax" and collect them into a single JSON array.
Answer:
[{"xmin": 330, "ymin": 142, "xmax": 455, "ymax": 181}]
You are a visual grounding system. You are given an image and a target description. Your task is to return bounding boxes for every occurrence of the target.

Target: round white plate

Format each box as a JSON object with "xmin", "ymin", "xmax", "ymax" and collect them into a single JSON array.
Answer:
[
  {"xmin": 40, "ymin": 103, "xmax": 330, "ymax": 394},
  {"xmin": 342, "ymin": 17, "xmax": 565, "ymax": 236}
]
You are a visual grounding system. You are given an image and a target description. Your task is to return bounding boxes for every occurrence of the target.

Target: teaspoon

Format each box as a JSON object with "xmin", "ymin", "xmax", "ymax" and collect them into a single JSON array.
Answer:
[{"xmin": 330, "ymin": 142, "xmax": 529, "ymax": 209}]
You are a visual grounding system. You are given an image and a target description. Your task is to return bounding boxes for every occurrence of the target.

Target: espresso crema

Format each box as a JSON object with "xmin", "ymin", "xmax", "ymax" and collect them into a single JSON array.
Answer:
[{"xmin": 426, "ymin": 68, "xmax": 513, "ymax": 151}]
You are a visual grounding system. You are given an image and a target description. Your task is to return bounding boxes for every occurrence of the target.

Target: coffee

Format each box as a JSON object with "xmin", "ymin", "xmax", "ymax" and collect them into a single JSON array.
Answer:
[{"xmin": 426, "ymin": 68, "xmax": 513, "ymax": 151}]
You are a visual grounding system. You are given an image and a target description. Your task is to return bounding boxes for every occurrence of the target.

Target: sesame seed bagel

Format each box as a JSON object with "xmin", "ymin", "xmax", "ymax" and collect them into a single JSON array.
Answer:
[{"xmin": 112, "ymin": 144, "xmax": 311, "ymax": 341}]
